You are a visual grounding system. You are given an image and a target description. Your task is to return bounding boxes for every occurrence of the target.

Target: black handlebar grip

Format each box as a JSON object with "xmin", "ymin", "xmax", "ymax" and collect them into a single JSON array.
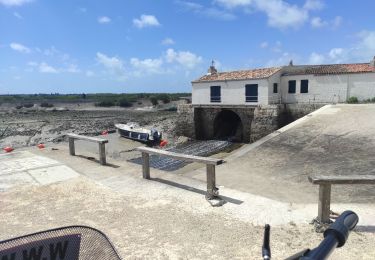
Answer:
[
  {"xmin": 323, "ymin": 210, "xmax": 359, "ymax": 247},
  {"xmin": 262, "ymin": 224, "xmax": 271, "ymax": 259}
]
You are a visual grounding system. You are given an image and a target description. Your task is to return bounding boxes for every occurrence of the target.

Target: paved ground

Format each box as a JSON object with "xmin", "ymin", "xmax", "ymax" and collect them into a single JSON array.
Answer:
[
  {"xmin": 188, "ymin": 104, "xmax": 375, "ymax": 205},
  {"xmin": 1, "ymin": 149, "xmax": 375, "ymax": 259},
  {"xmin": 1, "ymin": 104, "xmax": 375, "ymax": 259}
]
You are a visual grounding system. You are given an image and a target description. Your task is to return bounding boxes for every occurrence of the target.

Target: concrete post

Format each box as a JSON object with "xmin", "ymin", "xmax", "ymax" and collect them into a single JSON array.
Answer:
[
  {"xmin": 99, "ymin": 143, "xmax": 106, "ymax": 165},
  {"xmin": 68, "ymin": 138, "xmax": 75, "ymax": 156},
  {"xmin": 142, "ymin": 152, "xmax": 150, "ymax": 179},
  {"xmin": 206, "ymin": 164, "xmax": 219, "ymax": 199},
  {"xmin": 318, "ymin": 184, "xmax": 331, "ymax": 223}
]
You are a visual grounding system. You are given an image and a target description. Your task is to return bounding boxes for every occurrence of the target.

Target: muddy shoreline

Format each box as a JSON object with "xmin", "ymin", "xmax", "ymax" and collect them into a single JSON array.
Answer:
[{"xmin": 0, "ymin": 108, "xmax": 179, "ymax": 149}]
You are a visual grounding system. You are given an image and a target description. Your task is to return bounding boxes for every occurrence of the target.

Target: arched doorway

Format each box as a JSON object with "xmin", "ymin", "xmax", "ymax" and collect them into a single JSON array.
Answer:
[{"xmin": 213, "ymin": 110, "xmax": 243, "ymax": 142}]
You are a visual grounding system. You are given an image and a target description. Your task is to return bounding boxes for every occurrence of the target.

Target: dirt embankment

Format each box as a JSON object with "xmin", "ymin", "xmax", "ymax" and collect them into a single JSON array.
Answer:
[{"xmin": 0, "ymin": 109, "xmax": 179, "ymax": 149}]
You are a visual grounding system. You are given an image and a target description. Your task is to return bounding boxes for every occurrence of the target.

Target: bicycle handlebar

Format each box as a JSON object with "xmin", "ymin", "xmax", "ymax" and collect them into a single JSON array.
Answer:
[
  {"xmin": 301, "ymin": 210, "xmax": 359, "ymax": 260},
  {"xmin": 262, "ymin": 224, "xmax": 271, "ymax": 260},
  {"xmin": 267, "ymin": 210, "xmax": 359, "ymax": 260}
]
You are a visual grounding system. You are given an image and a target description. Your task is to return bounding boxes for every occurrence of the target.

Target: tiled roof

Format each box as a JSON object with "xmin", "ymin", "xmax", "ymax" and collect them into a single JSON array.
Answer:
[
  {"xmin": 192, "ymin": 63, "xmax": 375, "ymax": 83},
  {"xmin": 282, "ymin": 63, "xmax": 375, "ymax": 76},
  {"xmin": 192, "ymin": 67, "xmax": 281, "ymax": 83}
]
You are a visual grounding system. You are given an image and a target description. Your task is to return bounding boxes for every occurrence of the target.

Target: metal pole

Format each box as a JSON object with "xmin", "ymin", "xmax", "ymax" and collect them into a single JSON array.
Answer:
[{"xmin": 142, "ymin": 152, "xmax": 150, "ymax": 179}]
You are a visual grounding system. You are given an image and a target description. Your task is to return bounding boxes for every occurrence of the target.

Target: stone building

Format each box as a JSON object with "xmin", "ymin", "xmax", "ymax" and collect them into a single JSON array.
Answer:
[{"xmin": 178, "ymin": 58, "xmax": 375, "ymax": 142}]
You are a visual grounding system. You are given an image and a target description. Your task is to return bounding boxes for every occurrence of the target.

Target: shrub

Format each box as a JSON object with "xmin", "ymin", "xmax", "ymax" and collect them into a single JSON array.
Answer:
[
  {"xmin": 150, "ymin": 96, "xmax": 158, "ymax": 106},
  {"xmin": 371, "ymin": 97, "xmax": 375, "ymax": 102},
  {"xmin": 40, "ymin": 102, "xmax": 54, "ymax": 108},
  {"xmin": 23, "ymin": 103, "xmax": 34, "ymax": 108},
  {"xmin": 117, "ymin": 98, "xmax": 133, "ymax": 107},
  {"xmin": 347, "ymin": 97, "xmax": 358, "ymax": 103},
  {"xmin": 95, "ymin": 100, "xmax": 116, "ymax": 107},
  {"xmin": 164, "ymin": 106, "xmax": 177, "ymax": 111},
  {"xmin": 157, "ymin": 94, "xmax": 171, "ymax": 104}
]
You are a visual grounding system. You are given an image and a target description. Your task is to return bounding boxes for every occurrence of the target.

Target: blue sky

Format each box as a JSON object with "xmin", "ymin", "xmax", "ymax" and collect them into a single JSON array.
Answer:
[{"xmin": 1, "ymin": 0, "xmax": 375, "ymax": 94}]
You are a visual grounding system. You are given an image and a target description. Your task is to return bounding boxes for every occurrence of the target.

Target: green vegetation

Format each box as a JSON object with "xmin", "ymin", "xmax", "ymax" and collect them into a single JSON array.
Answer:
[
  {"xmin": 347, "ymin": 97, "xmax": 359, "ymax": 103},
  {"xmin": 95, "ymin": 100, "xmax": 116, "ymax": 107},
  {"xmin": 40, "ymin": 102, "xmax": 54, "ymax": 108},
  {"xmin": 149, "ymin": 96, "xmax": 158, "ymax": 106},
  {"xmin": 117, "ymin": 98, "xmax": 133, "ymax": 107},
  {"xmin": 0, "ymin": 93, "xmax": 189, "ymax": 104},
  {"xmin": 157, "ymin": 94, "xmax": 171, "ymax": 104}
]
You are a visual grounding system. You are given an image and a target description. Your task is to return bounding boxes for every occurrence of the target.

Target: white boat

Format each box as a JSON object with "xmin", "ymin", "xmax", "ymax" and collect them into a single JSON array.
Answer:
[{"xmin": 115, "ymin": 122, "xmax": 162, "ymax": 144}]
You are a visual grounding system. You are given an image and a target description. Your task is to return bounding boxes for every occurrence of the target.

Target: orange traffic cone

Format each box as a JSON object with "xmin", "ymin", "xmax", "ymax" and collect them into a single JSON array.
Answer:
[
  {"xmin": 3, "ymin": 146, "xmax": 14, "ymax": 153},
  {"xmin": 159, "ymin": 140, "xmax": 168, "ymax": 147}
]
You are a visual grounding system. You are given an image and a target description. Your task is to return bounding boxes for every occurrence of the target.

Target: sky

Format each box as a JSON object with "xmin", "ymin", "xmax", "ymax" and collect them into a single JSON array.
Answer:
[{"xmin": 1, "ymin": 0, "xmax": 375, "ymax": 94}]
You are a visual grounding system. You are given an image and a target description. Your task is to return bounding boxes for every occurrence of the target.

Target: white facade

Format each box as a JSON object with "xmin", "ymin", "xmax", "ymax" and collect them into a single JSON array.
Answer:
[
  {"xmin": 192, "ymin": 66, "xmax": 375, "ymax": 106},
  {"xmin": 192, "ymin": 78, "xmax": 270, "ymax": 106}
]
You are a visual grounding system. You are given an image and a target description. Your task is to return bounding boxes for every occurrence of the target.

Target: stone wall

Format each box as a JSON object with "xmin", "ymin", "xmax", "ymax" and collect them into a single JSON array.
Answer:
[
  {"xmin": 176, "ymin": 104, "xmax": 324, "ymax": 143},
  {"xmin": 175, "ymin": 104, "xmax": 195, "ymax": 138},
  {"xmin": 250, "ymin": 105, "xmax": 280, "ymax": 142}
]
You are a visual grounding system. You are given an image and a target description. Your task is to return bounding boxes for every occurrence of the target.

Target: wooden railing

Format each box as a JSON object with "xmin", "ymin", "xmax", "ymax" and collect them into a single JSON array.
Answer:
[
  {"xmin": 67, "ymin": 133, "xmax": 108, "ymax": 165},
  {"xmin": 308, "ymin": 175, "xmax": 375, "ymax": 223},
  {"xmin": 135, "ymin": 147, "xmax": 224, "ymax": 199}
]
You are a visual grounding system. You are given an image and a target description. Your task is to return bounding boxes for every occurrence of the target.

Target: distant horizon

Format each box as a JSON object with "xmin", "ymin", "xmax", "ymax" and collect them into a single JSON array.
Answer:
[
  {"xmin": 1, "ymin": 0, "xmax": 374, "ymax": 93},
  {"xmin": 0, "ymin": 91, "xmax": 192, "ymax": 95}
]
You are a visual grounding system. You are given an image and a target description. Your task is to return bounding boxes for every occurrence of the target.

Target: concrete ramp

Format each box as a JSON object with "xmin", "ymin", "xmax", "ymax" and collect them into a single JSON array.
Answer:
[
  {"xmin": 189, "ymin": 104, "xmax": 375, "ymax": 204},
  {"xmin": 0, "ymin": 151, "xmax": 79, "ymax": 191}
]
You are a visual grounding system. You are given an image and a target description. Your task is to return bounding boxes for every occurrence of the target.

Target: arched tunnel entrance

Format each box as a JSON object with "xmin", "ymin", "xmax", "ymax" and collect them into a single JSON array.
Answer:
[{"xmin": 213, "ymin": 110, "xmax": 243, "ymax": 142}]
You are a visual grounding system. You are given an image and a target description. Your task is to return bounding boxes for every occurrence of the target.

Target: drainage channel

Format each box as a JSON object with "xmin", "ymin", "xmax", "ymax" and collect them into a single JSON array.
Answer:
[{"xmin": 129, "ymin": 140, "xmax": 232, "ymax": 171}]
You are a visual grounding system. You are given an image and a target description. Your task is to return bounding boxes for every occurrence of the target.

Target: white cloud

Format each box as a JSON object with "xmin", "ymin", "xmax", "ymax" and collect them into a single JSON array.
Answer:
[
  {"xmin": 130, "ymin": 58, "xmax": 163, "ymax": 74},
  {"xmin": 311, "ymin": 17, "xmax": 327, "ymax": 28},
  {"xmin": 96, "ymin": 52, "xmax": 126, "ymax": 79},
  {"xmin": 10, "ymin": 42, "xmax": 30, "ymax": 53},
  {"xmin": 311, "ymin": 16, "xmax": 342, "ymax": 29},
  {"xmin": 332, "ymin": 16, "xmax": 343, "ymax": 28},
  {"xmin": 133, "ymin": 14, "xmax": 160, "ymax": 28},
  {"xmin": 256, "ymin": 0, "xmax": 308, "ymax": 29},
  {"xmin": 305, "ymin": 31, "xmax": 375, "ymax": 65},
  {"xmin": 328, "ymin": 48, "xmax": 345, "ymax": 60},
  {"xmin": 177, "ymin": 1, "xmax": 236, "ymax": 20},
  {"xmin": 265, "ymin": 52, "xmax": 299, "ymax": 67},
  {"xmin": 309, "ymin": 52, "xmax": 325, "ymax": 64},
  {"xmin": 98, "ymin": 16, "xmax": 111, "ymax": 24},
  {"xmin": 260, "ymin": 41, "xmax": 269, "ymax": 48},
  {"xmin": 214, "ymin": 0, "xmax": 252, "ymax": 9},
  {"xmin": 65, "ymin": 64, "xmax": 80, "ymax": 73},
  {"xmin": 165, "ymin": 48, "xmax": 202, "ymax": 69},
  {"xmin": 86, "ymin": 70, "xmax": 94, "ymax": 77},
  {"xmin": 214, "ymin": 0, "xmax": 330, "ymax": 29},
  {"xmin": 39, "ymin": 62, "xmax": 58, "ymax": 73},
  {"xmin": 27, "ymin": 61, "xmax": 38, "ymax": 66},
  {"xmin": 304, "ymin": 0, "xmax": 324, "ymax": 10},
  {"xmin": 0, "ymin": 0, "xmax": 32, "ymax": 6},
  {"xmin": 162, "ymin": 38, "xmax": 175, "ymax": 45},
  {"xmin": 13, "ymin": 12, "xmax": 23, "ymax": 19}
]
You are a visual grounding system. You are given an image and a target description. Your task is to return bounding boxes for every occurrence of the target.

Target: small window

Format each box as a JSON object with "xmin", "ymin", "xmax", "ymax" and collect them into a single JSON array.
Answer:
[
  {"xmin": 210, "ymin": 86, "xmax": 221, "ymax": 102},
  {"xmin": 273, "ymin": 83, "xmax": 278, "ymax": 93},
  {"xmin": 288, "ymin": 80, "xmax": 296, "ymax": 94},
  {"xmin": 245, "ymin": 84, "xmax": 258, "ymax": 102},
  {"xmin": 301, "ymin": 79, "xmax": 309, "ymax": 93}
]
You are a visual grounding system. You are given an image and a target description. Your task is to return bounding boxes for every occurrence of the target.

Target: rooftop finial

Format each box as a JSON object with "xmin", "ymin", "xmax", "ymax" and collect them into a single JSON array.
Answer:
[{"xmin": 207, "ymin": 60, "xmax": 217, "ymax": 75}]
